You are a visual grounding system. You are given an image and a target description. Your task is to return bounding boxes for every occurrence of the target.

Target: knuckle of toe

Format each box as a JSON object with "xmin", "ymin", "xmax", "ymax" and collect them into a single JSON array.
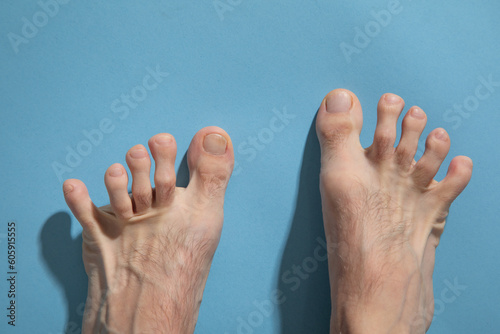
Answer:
[
  {"xmin": 155, "ymin": 178, "xmax": 175, "ymax": 200},
  {"xmin": 374, "ymin": 133, "xmax": 395, "ymax": 157},
  {"xmin": 322, "ymin": 120, "xmax": 353, "ymax": 137},
  {"xmin": 156, "ymin": 186, "xmax": 174, "ymax": 201},
  {"xmin": 133, "ymin": 191, "xmax": 152, "ymax": 208},
  {"xmin": 113, "ymin": 203, "xmax": 132, "ymax": 218},
  {"xmin": 198, "ymin": 170, "xmax": 229, "ymax": 196},
  {"xmin": 320, "ymin": 123, "xmax": 352, "ymax": 148},
  {"xmin": 155, "ymin": 175, "xmax": 175, "ymax": 190},
  {"xmin": 321, "ymin": 171, "xmax": 361, "ymax": 195},
  {"xmin": 375, "ymin": 130, "xmax": 395, "ymax": 145},
  {"xmin": 395, "ymin": 147, "xmax": 415, "ymax": 164}
]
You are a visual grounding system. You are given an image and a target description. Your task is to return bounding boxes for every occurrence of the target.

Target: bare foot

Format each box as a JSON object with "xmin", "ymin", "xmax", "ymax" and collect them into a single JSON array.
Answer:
[
  {"xmin": 63, "ymin": 127, "xmax": 234, "ymax": 334},
  {"xmin": 316, "ymin": 90, "xmax": 472, "ymax": 334}
]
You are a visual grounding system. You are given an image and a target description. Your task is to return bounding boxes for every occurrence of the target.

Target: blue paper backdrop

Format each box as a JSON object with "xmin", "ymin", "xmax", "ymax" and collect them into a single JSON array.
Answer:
[{"xmin": 1, "ymin": 1, "xmax": 499, "ymax": 333}]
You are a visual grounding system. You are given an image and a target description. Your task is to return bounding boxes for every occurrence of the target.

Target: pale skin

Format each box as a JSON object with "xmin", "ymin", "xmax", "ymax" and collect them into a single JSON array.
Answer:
[
  {"xmin": 63, "ymin": 90, "xmax": 472, "ymax": 334},
  {"xmin": 63, "ymin": 126, "xmax": 234, "ymax": 333},
  {"xmin": 317, "ymin": 89, "xmax": 472, "ymax": 333}
]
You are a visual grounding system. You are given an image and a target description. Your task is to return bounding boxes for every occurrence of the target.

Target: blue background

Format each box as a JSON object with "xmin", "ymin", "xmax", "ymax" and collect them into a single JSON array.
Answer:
[{"xmin": 1, "ymin": 1, "xmax": 499, "ymax": 333}]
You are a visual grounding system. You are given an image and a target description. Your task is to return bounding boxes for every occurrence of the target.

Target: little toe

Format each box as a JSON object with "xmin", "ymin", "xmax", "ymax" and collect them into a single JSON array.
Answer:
[
  {"xmin": 63, "ymin": 179, "xmax": 98, "ymax": 231},
  {"xmin": 186, "ymin": 127, "xmax": 234, "ymax": 207},
  {"xmin": 395, "ymin": 107, "xmax": 427, "ymax": 170},
  {"xmin": 148, "ymin": 133, "xmax": 177, "ymax": 206},
  {"xmin": 126, "ymin": 145, "xmax": 153, "ymax": 213},
  {"xmin": 367, "ymin": 93, "xmax": 405, "ymax": 161},
  {"xmin": 412, "ymin": 128, "xmax": 451, "ymax": 187},
  {"xmin": 315, "ymin": 89, "xmax": 364, "ymax": 166},
  {"xmin": 431, "ymin": 156, "xmax": 473, "ymax": 207},
  {"xmin": 104, "ymin": 163, "xmax": 133, "ymax": 219}
]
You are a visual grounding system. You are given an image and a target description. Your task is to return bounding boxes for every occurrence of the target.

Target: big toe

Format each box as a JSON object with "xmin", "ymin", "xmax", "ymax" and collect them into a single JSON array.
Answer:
[
  {"xmin": 186, "ymin": 127, "xmax": 234, "ymax": 208},
  {"xmin": 316, "ymin": 89, "xmax": 364, "ymax": 166}
]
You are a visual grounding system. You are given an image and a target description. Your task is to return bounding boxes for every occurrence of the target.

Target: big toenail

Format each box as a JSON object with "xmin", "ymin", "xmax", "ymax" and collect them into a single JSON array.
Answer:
[
  {"xmin": 384, "ymin": 94, "xmax": 401, "ymax": 104},
  {"xmin": 326, "ymin": 91, "xmax": 352, "ymax": 113},
  {"xmin": 203, "ymin": 134, "xmax": 227, "ymax": 155},
  {"xmin": 109, "ymin": 166, "xmax": 124, "ymax": 177},
  {"xmin": 130, "ymin": 149, "xmax": 148, "ymax": 159},
  {"xmin": 435, "ymin": 129, "xmax": 447, "ymax": 141},
  {"xmin": 155, "ymin": 135, "xmax": 173, "ymax": 145},
  {"xmin": 411, "ymin": 107, "xmax": 425, "ymax": 119}
]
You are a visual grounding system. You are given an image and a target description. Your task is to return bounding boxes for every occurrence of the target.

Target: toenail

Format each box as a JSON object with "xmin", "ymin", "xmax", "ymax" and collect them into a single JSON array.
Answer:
[
  {"xmin": 109, "ymin": 166, "xmax": 124, "ymax": 177},
  {"xmin": 434, "ymin": 129, "xmax": 447, "ymax": 141},
  {"xmin": 384, "ymin": 93, "xmax": 401, "ymax": 104},
  {"xmin": 155, "ymin": 135, "xmax": 173, "ymax": 145},
  {"xmin": 325, "ymin": 91, "xmax": 352, "ymax": 113},
  {"xmin": 203, "ymin": 134, "xmax": 227, "ymax": 155},
  {"xmin": 411, "ymin": 107, "xmax": 425, "ymax": 119},
  {"xmin": 130, "ymin": 149, "xmax": 148, "ymax": 159},
  {"xmin": 63, "ymin": 183, "xmax": 74, "ymax": 195}
]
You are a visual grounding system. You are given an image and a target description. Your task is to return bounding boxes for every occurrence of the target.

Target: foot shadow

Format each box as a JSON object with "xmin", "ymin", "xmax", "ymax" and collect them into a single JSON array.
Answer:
[
  {"xmin": 40, "ymin": 212, "xmax": 87, "ymax": 334},
  {"xmin": 176, "ymin": 151, "xmax": 189, "ymax": 188},
  {"xmin": 277, "ymin": 115, "xmax": 331, "ymax": 333}
]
